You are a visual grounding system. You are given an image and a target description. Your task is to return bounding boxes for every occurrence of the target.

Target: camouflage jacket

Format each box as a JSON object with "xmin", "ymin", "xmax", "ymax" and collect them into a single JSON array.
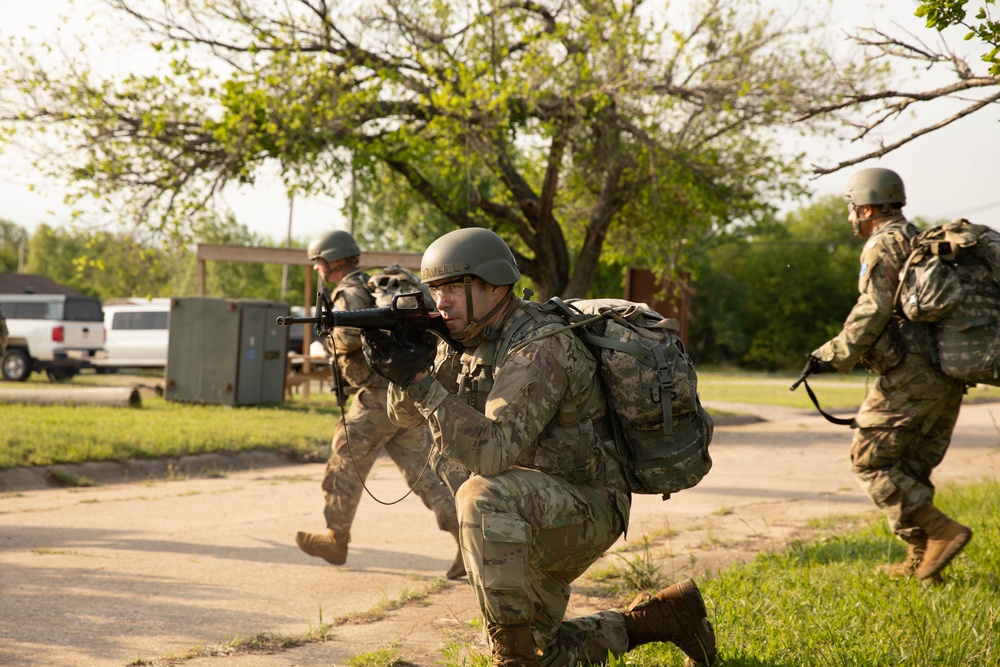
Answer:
[
  {"xmin": 813, "ymin": 215, "xmax": 935, "ymax": 373},
  {"xmin": 326, "ymin": 268, "xmax": 385, "ymax": 388},
  {"xmin": 388, "ymin": 299, "xmax": 631, "ymax": 519}
]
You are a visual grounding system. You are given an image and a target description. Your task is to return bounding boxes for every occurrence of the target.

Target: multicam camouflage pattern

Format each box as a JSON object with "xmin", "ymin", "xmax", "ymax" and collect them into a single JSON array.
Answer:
[
  {"xmin": 898, "ymin": 220, "xmax": 1000, "ymax": 385},
  {"xmin": 564, "ymin": 299, "xmax": 713, "ymax": 496},
  {"xmin": 812, "ymin": 216, "xmax": 936, "ymax": 373},
  {"xmin": 850, "ymin": 354, "xmax": 964, "ymax": 537},
  {"xmin": 387, "ymin": 299, "xmax": 635, "ymax": 664},
  {"xmin": 320, "ymin": 268, "xmax": 461, "ymax": 538},
  {"xmin": 321, "ymin": 381, "xmax": 460, "ymax": 535},
  {"xmin": 327, "ymin": 268, "xmax": 377, "ymax": 387},
  {"xmin": 814, "ymin": 214, "xmax": 965, "ymax": 540},
  {"xmin": 455, "ymin": 470, "xmax": 631, "ymax": 666}
]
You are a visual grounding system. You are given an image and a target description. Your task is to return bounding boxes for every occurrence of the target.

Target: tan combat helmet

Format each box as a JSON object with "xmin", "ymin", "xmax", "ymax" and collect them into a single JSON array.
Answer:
[
  {"xmin": 307, "ymin": 229, "xmax": 361, "ymax": 264},
  {"xmin": 421, "ymin": 228, "xmax": 520, "ymax": 342},
  {"xmin": 420, "ymin": 228, "xmax": 520, "ymax": 286},
  {"xmin": 844, "ymin": 167, "xmax": 906, "ymax": 207}
]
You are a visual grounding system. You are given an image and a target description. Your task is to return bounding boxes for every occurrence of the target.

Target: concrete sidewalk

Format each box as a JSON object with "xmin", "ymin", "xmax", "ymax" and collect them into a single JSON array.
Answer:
[{"xmin": 1, "ymin": 401, "xmax": 997, "ymax": 667}]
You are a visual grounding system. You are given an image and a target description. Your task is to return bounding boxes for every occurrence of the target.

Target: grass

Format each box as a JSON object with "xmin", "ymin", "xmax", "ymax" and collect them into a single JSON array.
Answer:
[
  {"xmin": 0, "ymin": 380, "xmax": 341, "ymax": 469},
  {"xmin": 435, "ymin": 480, "xmax": 999, "ymax": 667},
  {"xmin": 6, "ymin": 371, "xmax": 998, "ymax": 665},
  {"xmin": 607, "ymin": 479, "xmax": 1000, "ymax": 667},
  {"xmin": 3, "ymin": 368, "xmax": 996, "ymax": 471},
  {"xmin": 698, "ymin": 369, "xmax": 1000, "ymax": 411}
]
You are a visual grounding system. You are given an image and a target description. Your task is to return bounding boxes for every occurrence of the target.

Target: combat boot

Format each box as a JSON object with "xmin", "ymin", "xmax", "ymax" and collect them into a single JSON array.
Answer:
[
  {"xmin": 487, "ymin": 623, "xmax": 537, "ymax": 667},
  {"xmin": 622, "ymin": 578, "xmax": 716, "ymax": 666},
  {"xmin": 446, "ymin": 525, "xmax": 467, "ymax": 580},
  {"xmin": 295, "ymin": 530, "xmax": 349, "ymax": 565},
  {"xmin": 875, "ymin": 536, "xmax": 944, "ymax": 585},
  {"xmin": 911, "ymin": 504, "xmax": 972, "ymax": 582},
  {"xmin": 876, "ymin": 537, "xmax": 925, "ymax": 577}
]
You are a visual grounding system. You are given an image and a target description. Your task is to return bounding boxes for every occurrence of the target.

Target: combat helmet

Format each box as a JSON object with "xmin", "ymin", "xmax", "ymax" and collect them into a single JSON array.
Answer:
[
  {"xmin": 844, "ymin": 168, "xmax": 906, "ymax": 207},
  {"xmin": 421, "ymin": 228, "xmax": 520, "ymax": 286},
  {"xmin": 308, "ymin": 229, "xmax": 361, "ymax": 264}
]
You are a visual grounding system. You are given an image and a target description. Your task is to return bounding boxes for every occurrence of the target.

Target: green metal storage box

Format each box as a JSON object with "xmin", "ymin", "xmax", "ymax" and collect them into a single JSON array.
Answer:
[{"xmin": 165, "ymin": 298, "xmax": 289, "ymax": 405}]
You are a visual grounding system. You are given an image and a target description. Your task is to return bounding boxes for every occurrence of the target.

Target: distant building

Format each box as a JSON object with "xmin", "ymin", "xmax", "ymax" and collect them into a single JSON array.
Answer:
[{"xmin": 0, "ymin": 273, "xmax": 88, "ymax": 297}]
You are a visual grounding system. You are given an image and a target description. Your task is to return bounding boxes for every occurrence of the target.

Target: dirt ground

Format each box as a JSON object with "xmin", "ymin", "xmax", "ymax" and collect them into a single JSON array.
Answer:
[{"xmin": 1, "ymin": 395, "xmax": 998, "ymax": 667}]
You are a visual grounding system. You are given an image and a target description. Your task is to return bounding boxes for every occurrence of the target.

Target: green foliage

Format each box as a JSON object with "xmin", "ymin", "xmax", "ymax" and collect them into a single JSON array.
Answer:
[
  {"xmin": 24, "ymin": 223, "xmax": 178, "ymax": 299},
  {"xmin": 14, "ymin": 213, "xmax": 307, "ymax": 303},
  {"xmin": 0, "ymin": 219, "xmax": 29, "ymax": 272},
  {"xmin": 689, "ymin": 196, "xmax": 861, "ymax": 369},
  {"xmin": 0, "ymin": 0, "xmax": 881, "ymax": 299},
  {"xmin": 632, "ymin": 480, "xmax": 1000, "ymax": 666},
  {"xmin": 917, "ymin": 0, "xmax": 1000, "ymax": 74}
]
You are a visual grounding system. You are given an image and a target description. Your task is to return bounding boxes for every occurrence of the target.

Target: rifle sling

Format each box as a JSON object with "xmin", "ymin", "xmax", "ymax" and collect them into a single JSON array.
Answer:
[{"xmin": 802, "ymin": 378, "xmax": 856, "ymax": 427}]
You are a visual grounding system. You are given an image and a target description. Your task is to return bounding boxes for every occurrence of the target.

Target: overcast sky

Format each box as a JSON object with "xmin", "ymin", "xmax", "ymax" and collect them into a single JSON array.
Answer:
[{"xmin": 1, "ymin": 0, "xmax": 997, "ymax": 246}]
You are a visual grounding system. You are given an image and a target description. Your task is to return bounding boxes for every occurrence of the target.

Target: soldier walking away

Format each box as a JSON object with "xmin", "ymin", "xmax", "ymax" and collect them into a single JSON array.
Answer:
[
  {"xmin": 294, "ymin": 229, "xmax": 466, "ymax": 580},
  {"xmin": 362, "ymin": 228, "xmax": 716, "ymax": 666},
  {"xmin": 802, "ymin": 167, "xmax": 973, "ymax": 584}
]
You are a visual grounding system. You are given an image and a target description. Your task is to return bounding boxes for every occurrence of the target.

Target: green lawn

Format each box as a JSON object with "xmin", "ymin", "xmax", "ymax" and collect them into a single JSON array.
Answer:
[
  {"xmin": 2, "ymin": 369, "xmax": 997, "ymax": 470},
  {"xmin": 630, "ymin": 479, "xmax": 999, "ymax": 667}
]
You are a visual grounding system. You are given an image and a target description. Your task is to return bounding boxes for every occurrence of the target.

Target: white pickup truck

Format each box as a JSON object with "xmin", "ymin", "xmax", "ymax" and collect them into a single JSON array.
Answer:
[
  {"xmin": 0, "ymin": 293, "xmax": 106, "ymax": 381},
  {"xmin": 93, "ymin": 299, "xmax": 170, "ymax": 371}
]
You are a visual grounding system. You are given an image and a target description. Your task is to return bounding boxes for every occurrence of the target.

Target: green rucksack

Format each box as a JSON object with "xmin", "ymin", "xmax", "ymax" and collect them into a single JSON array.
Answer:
[
  {"xmin": 541, "ymin": 297, "xmax": 714, "ymax": 499},
  {"xmin": 896, "ymin": 219, "xmax": 1000, "ymax": 386}
]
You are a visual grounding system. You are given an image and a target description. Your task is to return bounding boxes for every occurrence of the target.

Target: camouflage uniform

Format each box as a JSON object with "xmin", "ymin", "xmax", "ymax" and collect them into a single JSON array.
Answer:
[
  {"xmin": 811, "ymin": 215, "xmax": 966, "ymax": 539},
  {"xmin": 389, "ymin": 299, "xmax": 636, "ymax": 666},
  {"xmin": 320, "ymin": 268, "xmax": 459, "ymax": 538}
]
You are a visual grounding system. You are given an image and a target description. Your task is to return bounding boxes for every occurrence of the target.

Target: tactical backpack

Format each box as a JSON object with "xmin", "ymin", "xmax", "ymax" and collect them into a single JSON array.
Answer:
[
  {"xmin": 540, "ymin": 297, "xmax": 713, "ymax": 499},
  {"xmin": 366, "ymin": 265, "xmax": 433, "ymax": 309},
  {"xmin": 895, "ymin": 219, "xmax": 1000, "ymax": 386}
]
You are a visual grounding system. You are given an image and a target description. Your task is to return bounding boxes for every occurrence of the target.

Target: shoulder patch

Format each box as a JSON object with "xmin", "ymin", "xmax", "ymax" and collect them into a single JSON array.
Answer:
[{"xmin": 860, "ymin": 262, "xmax": 868, "ymax": 278}]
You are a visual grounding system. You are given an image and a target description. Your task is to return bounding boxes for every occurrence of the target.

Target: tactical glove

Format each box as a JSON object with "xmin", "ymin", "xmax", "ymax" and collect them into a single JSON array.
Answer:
[
  {"xmin": 361, "ymin": 327, "xmax": 437, "ymax": 387},
  {"xmin": 802, "ymin": 355, "xmax": 837, "ymax": 376}
]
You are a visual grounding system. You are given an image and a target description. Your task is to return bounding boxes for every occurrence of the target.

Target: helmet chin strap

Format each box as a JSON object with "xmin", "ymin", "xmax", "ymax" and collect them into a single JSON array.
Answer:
[
  {"xmin": 453, "ymin": 278, "xmax": 513, "ymax": 344},
  {"xmin": 850, "ymin": 203, "xmax": 881, "ymax": 237}
]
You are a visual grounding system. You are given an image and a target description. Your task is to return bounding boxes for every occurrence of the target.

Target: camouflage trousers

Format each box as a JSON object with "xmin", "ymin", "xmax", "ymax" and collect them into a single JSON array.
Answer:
[
  {"xmin": 454, "ymin": 468, "xmax": 630, "ymax": 667},
  {"xmin": 322, "ymin": 383, "xmax": 459, "ymax": 535},
  {"xmin": 850, "ymin": 354, "xmax": 965, "ymax": 539}
]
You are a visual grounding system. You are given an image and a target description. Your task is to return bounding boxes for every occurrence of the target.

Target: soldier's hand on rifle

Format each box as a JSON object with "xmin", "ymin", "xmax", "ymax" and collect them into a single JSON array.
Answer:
[
  {"xmin": 804, "ymin": 355, "xmax": 836, "ymax": 376},
  {"xmin": 361, "ymin": 327, "xmax": 437, "ymax": 387},
  {"xmin": 791, "ymin": 354, "xmax": 837, "ymax": 391}
]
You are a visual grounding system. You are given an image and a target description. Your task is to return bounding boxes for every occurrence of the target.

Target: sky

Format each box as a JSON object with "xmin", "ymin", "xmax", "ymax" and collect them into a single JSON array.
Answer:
[{"xmin": 0, "ymin": 0, "xmax": 998, "ymax": 247}]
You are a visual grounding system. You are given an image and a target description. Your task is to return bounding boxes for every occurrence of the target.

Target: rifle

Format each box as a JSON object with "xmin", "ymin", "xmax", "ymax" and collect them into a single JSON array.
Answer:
[{"xmin": 277, "ymin": 290, "xmax": 461, "ymax": 350}]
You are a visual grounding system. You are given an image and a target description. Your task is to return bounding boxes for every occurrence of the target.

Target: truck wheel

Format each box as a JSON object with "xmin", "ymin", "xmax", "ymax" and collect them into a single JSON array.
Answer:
[{"xmin": 2, "ymin": 349, "xmax": 32, "ymax": 382}]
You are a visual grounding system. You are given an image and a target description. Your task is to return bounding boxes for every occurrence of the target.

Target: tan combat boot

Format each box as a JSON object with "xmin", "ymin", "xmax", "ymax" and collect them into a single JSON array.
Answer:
[
  {"xmin": 487, "ymin": 623, "xmax": 538, "ymax": 667},
  {"xmin": 911, "ymin": 504, "xmax": 972, "ymax": 582},
  {"xmin": 446, "ymin": 525, "xmax": 467, "ymax": 580},
  {"xmin": 622, "ymin": 579, "xmax": 716, "ymax": 666},
  {"xmin": 876, "ymin": 537, "xmax": 925, "ymax": 577},
  {"xmin": 295, "ymin": 530, "xmax": 349, "ymax": 565},
  {"xmin": 875, "ymin": 536, "xmax": 944, "ymax": 585}
]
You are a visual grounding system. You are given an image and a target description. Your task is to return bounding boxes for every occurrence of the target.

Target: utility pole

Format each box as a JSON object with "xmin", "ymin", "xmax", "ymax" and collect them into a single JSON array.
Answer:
[{"xmin": 280, "ymin": 193, "xmax": 294, "ymax": 300}]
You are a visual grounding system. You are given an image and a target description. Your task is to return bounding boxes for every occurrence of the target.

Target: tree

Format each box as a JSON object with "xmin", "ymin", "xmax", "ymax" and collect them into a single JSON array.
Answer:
[
  {"xmin": 0, "ymin": 0, "xmax": 877, "ymax": 298},
  {"xmin": 917, "ymin": 0, "xmax": 1000, "ymax": 74},
  {"xmin": 807, "ymin": 2, "xmax": 1000, "ymax": 174},
  {"xmin": 24, "ymin": 224, "xmax": 176, "ymax": 298},
  {"xmin": 688, "ymin": 196, "xmax": 862, "ymax": 369},
  {"xmin": 0, "ymin": 219, "xmax": 29, "ymax": 273}
]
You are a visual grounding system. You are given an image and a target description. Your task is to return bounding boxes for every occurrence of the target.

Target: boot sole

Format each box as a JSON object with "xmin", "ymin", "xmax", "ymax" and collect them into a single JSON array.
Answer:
[{"xmin": 915, "ymin": 528, "xmax": 972, "ymax": 581}]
